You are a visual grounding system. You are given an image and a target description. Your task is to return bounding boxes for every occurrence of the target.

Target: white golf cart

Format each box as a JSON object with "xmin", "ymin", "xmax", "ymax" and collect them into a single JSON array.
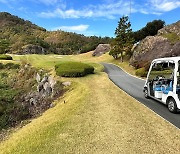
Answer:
[{"xmin": 144, "ymin": 57, "xmax": 180, "ymax": 113}]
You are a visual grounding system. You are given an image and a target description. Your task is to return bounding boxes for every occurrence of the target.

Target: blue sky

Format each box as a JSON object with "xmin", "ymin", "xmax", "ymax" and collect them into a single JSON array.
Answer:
[{"xmin": 0, "ymin": 0, "xmax": 180, "ymax": 37}]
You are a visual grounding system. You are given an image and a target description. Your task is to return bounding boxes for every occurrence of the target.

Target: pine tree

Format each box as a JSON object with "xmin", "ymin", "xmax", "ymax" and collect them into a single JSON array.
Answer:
[{"xmin": 109, "ymin": 16, "xmax": 134, "ymax": 61}]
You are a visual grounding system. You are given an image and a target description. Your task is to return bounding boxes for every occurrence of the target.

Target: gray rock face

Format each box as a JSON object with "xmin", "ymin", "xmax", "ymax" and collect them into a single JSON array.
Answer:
[
  {"xmin": 18, "ymin": 44, "xmax": 47, "ymax": 54},
  {"xmin": 92, "ymin": 44, "xmax": 111, "ymax": 56},
  {"xmin": 130, "ymin": 21, "xmax": 180, "ymax": 69},
  {"xmin": 36, "ymin": 73, "xmax": 56, "ymax": 97}
]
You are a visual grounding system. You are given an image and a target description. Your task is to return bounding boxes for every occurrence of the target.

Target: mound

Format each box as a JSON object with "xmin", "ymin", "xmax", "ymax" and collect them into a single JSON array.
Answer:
[{"xmin": 55, "ymin": 62, "xmax": 94, "ymax": 77}]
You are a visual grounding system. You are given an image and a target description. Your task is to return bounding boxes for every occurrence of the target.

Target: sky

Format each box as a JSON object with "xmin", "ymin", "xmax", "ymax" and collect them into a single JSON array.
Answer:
[{"xmin": 0, "ymin": 0, "xmax": 180, "ymax": 37}]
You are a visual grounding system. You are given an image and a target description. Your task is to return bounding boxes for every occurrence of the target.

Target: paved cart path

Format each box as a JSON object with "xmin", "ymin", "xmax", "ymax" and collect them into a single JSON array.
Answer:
[{"xmin": 103, "ymin": 63, "xmax": 180, "ymax": 129}]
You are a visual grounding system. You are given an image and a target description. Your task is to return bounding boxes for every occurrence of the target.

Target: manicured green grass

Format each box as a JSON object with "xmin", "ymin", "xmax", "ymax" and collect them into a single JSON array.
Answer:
[{"xmin": 55, "ymin": 61, "xmax": 94, "ymax": 77}]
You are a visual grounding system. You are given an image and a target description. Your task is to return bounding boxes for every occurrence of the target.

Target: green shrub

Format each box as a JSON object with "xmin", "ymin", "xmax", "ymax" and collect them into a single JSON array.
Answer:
[
  {"xmin": 0, "ymin": 62, "xmax": 19, "ymax": 70},
  {"xmin": 55, "ymin": 61, "xmax": 94, "ymax": 77},
  {"xmin": 0, "ymin": 63, "xmax": 4, "ymax": 69},
  {"xmin": 0, "ymin": 54, "xmax": 13, "ymax": 60},
  {"xmin": 135, "ymin": 67, "xmax": 147, "ymax": 77},
  {"xmin": 5, "ymin": 63, "xmax": 20, "ymax": 69}
]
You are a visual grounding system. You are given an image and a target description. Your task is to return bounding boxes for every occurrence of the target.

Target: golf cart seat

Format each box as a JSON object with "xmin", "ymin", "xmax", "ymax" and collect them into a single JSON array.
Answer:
[
  {"xmin": 162, "ymin": 81, "xmax": 173, "ymax": 94},
  {"xmin": 154, "ymin": 85, "xmax": 165, "ymax": 91}
]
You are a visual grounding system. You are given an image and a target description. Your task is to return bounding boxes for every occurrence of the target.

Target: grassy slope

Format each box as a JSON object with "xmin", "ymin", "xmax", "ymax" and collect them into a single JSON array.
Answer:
[
  {"xmin": 0, "ymin": 52, "xmax": 180, "ymax": 153},
  {"xmin": 10, "ymin": 52, "xmax": 136, "ymax": 75}
]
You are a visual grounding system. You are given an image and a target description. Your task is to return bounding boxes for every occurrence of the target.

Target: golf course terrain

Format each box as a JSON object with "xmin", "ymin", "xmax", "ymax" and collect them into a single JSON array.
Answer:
[{"xmin": 0, "ymin": 52, "xmax": 179, "ymax": 154}]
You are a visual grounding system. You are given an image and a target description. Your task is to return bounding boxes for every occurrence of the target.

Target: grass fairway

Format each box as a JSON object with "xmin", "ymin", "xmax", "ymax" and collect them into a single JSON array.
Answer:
[{"xmin": 0, "ymin": 52, "xmax": 180, "ymax": 153}]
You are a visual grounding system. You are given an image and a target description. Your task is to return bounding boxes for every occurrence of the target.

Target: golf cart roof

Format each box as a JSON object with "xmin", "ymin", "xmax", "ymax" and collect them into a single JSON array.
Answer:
[{"xmin": 152, "ymin": 57, "xmax": 180, "ymax": 63}]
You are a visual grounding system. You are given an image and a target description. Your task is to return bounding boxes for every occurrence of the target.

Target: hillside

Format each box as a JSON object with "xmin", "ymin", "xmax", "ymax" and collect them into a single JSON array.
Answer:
[
  {"xmin": 130, "ymin": 21, "xmax": 180, "ymax": 69},
  {"xmin": 0, "ymin": 12, "xmax": 111, "ymax": 55}
]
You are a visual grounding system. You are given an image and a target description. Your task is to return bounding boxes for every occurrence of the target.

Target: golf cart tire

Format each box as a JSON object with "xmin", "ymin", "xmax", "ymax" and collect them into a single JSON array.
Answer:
[
  {"xmin": 167, "ymin": 98, "xmax": 177, "ymax": 113},
  {"xmin": 144, "ymin": 88, "xmax": 149, "ymax": 99}
]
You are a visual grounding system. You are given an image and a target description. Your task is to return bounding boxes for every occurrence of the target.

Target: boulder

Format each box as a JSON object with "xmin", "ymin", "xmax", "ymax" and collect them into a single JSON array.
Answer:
[
  {"xmin": 92, "ymin": 44, "xmax": 111, "ymax": 56},
  {"xmin": 130, "ymin": 21, "xmax": 180, "ymax": 69},
  {"xmin": 36, "ymin": 74, "xmax": 56, "ymax": 97},
  {"xmin": 18, "ymin": 44, "xmax": 47, "ymax": 54}
]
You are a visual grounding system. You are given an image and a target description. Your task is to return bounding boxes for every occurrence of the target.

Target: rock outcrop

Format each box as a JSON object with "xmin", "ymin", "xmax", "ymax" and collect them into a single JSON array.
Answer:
[
  {"xmin": 92, "ymin": 44, "xmax": 111, "ymax": 56},
  {"xmin": 130, "ymin": 21, "xmax": 180, "ymax": 69},
  {"xmin": 17, "ymin": 64, "xmax": 63, "ymax": 117},
  {"xmin": 17, "ymin": 44, "xmax": 47, "ymax": 54},
  {"xmin": 36, "ymin": 73, "xmax": 56, "ymax": 96}
]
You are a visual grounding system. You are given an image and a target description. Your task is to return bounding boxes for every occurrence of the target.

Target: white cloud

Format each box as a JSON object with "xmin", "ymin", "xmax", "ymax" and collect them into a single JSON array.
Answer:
[
  {"xmin": 39, "ymin": 1, "xmax": 136, "ymax": 19},
  {"xmin": 40, "ymin": 8, "xmax": 94, "ymax": 18},
  {"xmin": 140, "ymin": 0, "xmax": 180, "ymax": 15},
  {"xmin": 52, "ymin": 25, "xmax": 89, "ymax": 32},
  {"xmin": 149, "ymin": 0, "xmax": 180, "ymax": 12}
]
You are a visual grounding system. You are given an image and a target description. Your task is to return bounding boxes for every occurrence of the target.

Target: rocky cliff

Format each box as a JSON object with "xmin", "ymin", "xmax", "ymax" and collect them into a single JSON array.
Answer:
[{"xmin": 130, "ymin": 21, "xmax": 180, "ymax": 69}]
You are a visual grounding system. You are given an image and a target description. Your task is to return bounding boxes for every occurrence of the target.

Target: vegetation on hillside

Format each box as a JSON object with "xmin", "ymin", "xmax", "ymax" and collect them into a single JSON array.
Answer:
[
  {"xmin": 162, "ymin": 32, "xmax": 180, "ymax": 44},
  {"xmin": 0, "ymin": 12, "xmax": 112, "ymax": 55},
  {"xmin": 0, "ymin": 61, "xmax": 64, "ymax": 132},
  {"xmin": 133, "ymin": 20, "xmax": 165, "ymax": 42}
]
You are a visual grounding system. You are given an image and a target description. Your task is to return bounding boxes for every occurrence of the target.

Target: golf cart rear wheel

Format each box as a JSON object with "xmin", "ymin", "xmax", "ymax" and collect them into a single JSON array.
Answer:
[
  {"xmin": 144, "ymin": 88, "xmax": 149, "ymax": 99},
  {"xmin": 167, "ymin": 98, "xmax": 177, "ymax": 113}
]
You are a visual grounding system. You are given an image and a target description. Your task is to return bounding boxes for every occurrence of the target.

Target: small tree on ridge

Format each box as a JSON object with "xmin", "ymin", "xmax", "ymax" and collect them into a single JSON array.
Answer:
[{"xmin": 109, "ymin": 16, "xmax": 134, "ymax": 61}]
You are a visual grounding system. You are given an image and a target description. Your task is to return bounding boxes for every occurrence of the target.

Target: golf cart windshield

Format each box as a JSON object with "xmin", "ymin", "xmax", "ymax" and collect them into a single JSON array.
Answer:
[{"xmin": 148, "ymin": 61, "xmax": 175, "ymax": 81}]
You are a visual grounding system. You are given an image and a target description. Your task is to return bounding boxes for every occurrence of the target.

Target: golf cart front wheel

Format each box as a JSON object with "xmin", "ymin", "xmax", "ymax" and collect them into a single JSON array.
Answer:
[
  {"xmin": 144, "ymin": 88, "xmax": 149, "ymax": 99},
  {"xmin": 167, "ymin": 98, "xmax": 177, "ymax": 113}
]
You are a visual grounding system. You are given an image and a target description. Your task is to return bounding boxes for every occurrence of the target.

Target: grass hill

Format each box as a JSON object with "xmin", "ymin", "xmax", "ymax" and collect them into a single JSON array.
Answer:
[{"xmin": 0, "ymin": 12, "xmax": 111, "ymax": 55}]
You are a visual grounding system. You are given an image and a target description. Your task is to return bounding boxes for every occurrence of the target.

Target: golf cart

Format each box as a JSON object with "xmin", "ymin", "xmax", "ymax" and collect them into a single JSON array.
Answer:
[{"xmin": 144, "ymin": 57, "xmax": 180, "ymax": 113}]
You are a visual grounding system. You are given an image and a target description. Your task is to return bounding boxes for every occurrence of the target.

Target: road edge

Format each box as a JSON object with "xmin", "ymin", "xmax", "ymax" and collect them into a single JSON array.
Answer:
[
  {"xmin": 107, "ymin": 62, "xmax": 146, "ymax": 81},
  {"xmin": 103, "ymin": 63, "xmax": 179, "ymax": 130}
]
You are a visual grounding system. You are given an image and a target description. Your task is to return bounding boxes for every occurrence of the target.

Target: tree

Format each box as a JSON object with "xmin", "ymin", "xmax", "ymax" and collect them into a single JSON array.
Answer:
[
  {"xmin": 109, "ymin": 16, "xmax": 134, "ymax": 61},
  {"xmin": 133, "ymin": 20, "xmax": 165, "ymax": 42}
]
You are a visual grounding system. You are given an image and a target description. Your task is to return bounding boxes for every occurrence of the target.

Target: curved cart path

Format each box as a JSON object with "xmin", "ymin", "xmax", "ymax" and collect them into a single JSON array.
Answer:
[{"xmin": 103, "ymin": 63, "xmax": 180, "ymax": 129}]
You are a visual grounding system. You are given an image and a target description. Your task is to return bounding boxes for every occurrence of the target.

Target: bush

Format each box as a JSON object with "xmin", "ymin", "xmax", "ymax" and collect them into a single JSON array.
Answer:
[
  {"xmin": 135, "ymin": 67, "xmax": 147, "ymax": 77},
  {"xmin": 5, "ymin": 63, "xmax": 20, "ymax": 69},
  {"xmin": 55, "ymin": 61, "xmax": 94, "ymax": 77},
  {"xmin": 0, "ymin": 63, "xmax": 4, "ymax": 69},
  {"xmin": 0, "ymin": 54, "xmax": 13, "ymax": 60},
  {"xmin": 0, "ymin": 62, "xmax": 20, "ymax": 69}
]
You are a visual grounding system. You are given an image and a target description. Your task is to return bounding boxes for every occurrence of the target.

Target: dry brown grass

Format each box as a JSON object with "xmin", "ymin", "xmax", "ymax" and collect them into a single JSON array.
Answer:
[{"xmin": 0, "ymin": 71, "xmax": 179, "ymax": 154}]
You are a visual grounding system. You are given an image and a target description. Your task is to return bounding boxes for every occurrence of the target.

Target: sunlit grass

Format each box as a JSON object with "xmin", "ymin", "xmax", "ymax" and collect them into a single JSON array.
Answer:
[{"xmin": 0, "ymin": 52, "xmax": 179, "ymax": 153}]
